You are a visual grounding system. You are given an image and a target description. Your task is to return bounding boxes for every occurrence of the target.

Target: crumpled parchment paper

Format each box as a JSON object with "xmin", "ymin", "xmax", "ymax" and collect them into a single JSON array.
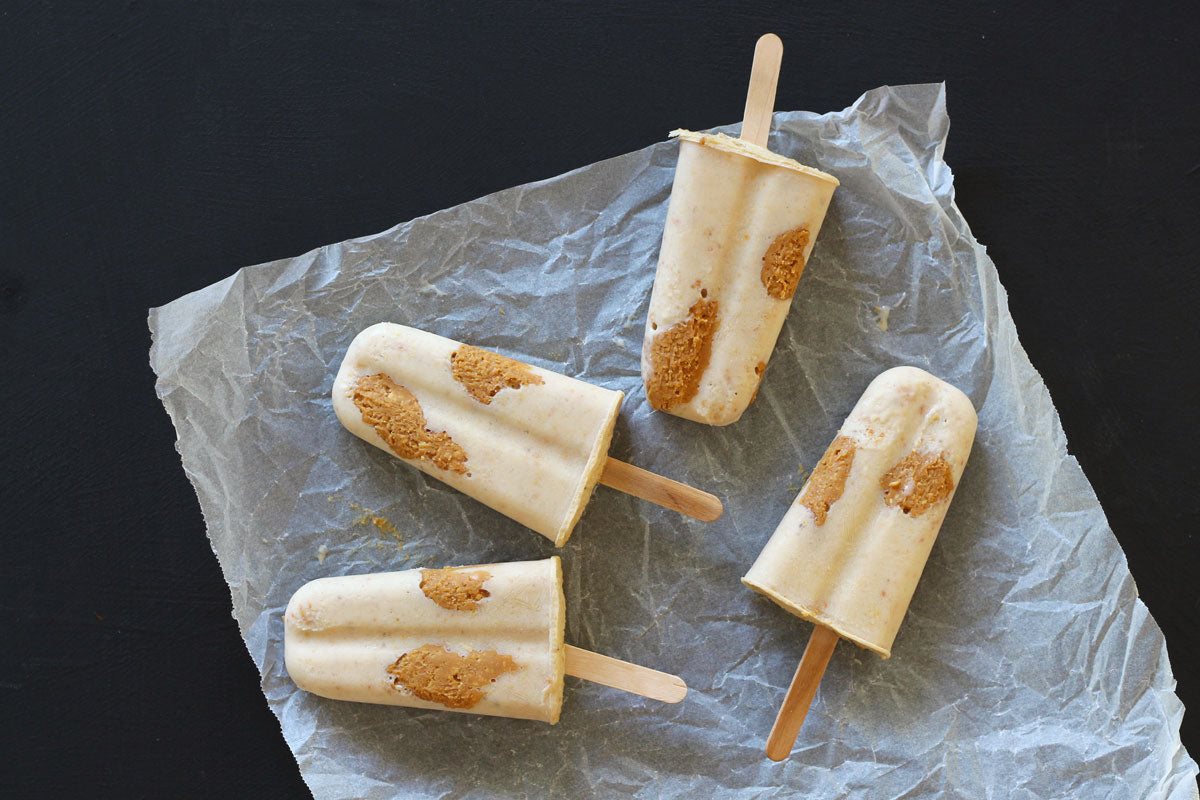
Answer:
[{"xmin": 149, "ymin": 84, "xmax": 1198, "ymax": 799}]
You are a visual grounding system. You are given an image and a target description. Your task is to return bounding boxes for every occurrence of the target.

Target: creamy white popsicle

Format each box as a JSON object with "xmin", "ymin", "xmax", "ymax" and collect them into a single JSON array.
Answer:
[
  {"xmin": 285, "ymin": 557, "xmax": 567, "ymax": 723},
  {"xmin": 285, "ymin": 556, "xmax": 687, "ymax": 724},
  {"xmin": 333, "ymin": 323, "xmax": 622, "ymax": 546},
  {"xmin": 744, "ymin": 366, "xmax": 978, "ymax": 657},
  {"xmin": 743, "ymin": 366, "xmax": 978, "ymax": 760},
  {"xmin": 641, "ymin": 133, "xmax": 839, "ymax": 427}
]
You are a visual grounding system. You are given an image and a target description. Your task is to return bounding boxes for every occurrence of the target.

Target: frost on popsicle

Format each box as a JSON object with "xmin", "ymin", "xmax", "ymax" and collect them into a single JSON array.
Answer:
[
  {"xmin": 351, "ymin": 373, "xmax": 470, "ymax": 476},
  {"xmin": 645, "ymin": 294, "xmax": 720, "ymax": 411},
  {"xmin": 760, "ymin": 226, "xmax": 811, "ymax": 300},
  {"xmin": 450, "ymin": 345, "xmax": 544, "ymax": 405},
  {"xmin": 419, "ymin": 567, "xmax": 492, "ymax": 611},
  {"xmin": 387, "ymin": 644, "xmax": 520, "ymax": 709}
]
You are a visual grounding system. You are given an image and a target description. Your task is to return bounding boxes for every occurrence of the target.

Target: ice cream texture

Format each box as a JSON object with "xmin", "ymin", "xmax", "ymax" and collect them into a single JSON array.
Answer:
[
  {"xmin": 743, "ymin": 366, "xmax": 978, "ymax": 658},
  {"xmin": 642, "ymin": 130, "xmax": 839, "ymax": 426},
  {"xmin": 333, "ymin": 323, "xmax": 622, "ymax": 546},
  {"xmin": 285, "ymin": 557, "xmax": 567, "ymax": 723}
]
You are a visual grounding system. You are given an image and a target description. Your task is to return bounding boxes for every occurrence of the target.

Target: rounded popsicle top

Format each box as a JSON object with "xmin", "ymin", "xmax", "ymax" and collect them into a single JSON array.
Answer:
[
  {"xmin": 842, "ymin": 366, "xmax": 978, "ymax": 461},
  {"xmin": 284, "ymin": 557, "xmax": 567, "ymax": 723},
  {"xmin": 743, "ymin": 366, "xmax": 978, "ymax": 658},
  {"xmin": 331, "ymin": 323, "xmax": 623, "ymax": 545},
  {"xmin": 670, "ymin": 130, "xmax": 839, "ymax": 187},
  {"xmin": 643, "ymin": 132, "xmax": 840, "ymax": 426}
]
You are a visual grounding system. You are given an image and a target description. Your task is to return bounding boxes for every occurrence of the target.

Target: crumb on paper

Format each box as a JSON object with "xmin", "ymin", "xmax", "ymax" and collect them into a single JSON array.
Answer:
[
  {"xmin": 352, "ymin": 512, "xmax": 405, "ymax": 551},
  {"xmin": 316, "ymin": 544, "xmax": 329, "ymax": 564},
  {"xmin": 420, "ymin": 281, "xmax": 447, "ymax": 296},
  {"xmin": 498, "ymin": 307, "xmax": 506, "ymax": 315},
  {"xmin": 370, "ymin": 515, "xmax": 396, "ymax": 534},
  {"xmin": 873, "ymin": 305, "xmax": 891, "ymax": 332}
]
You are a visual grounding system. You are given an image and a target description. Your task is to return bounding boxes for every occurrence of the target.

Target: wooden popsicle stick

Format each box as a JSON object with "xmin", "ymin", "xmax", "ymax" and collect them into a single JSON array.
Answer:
[
  {"xmin": 765, "ymin": 624, "xmax": 839, "ymax": 761},
  {"xmin": 599, "ymin": 457, "xmax": 723, "ymax": 522},
  {"xmin": 564, "ymin": 644, "xmax": 687, "ymax": 704},
  {"xmin": 740, "ymin": 33, "xmax": 784, "ymax": 148}
]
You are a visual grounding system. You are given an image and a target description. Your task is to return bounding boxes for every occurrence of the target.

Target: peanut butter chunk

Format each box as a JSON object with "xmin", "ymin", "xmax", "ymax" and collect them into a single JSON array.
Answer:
[
  {"xmin": 387, "ymin": 644, "xmax": 520, "ymax": 709},
  {"xmin": 286, "ymin": 602, "xmax": 325, "ymax": 632},
  {"xmin": 760, "ymin": 226, "xmax": 811, "ymax": 300},
  {"xmin": 419, "ymin": 567, "xmax": 492, "ymax": 611},
  {"xmin": 799, "ymin": 436, "xmax": 856, "ymax": 525},
  {"xmin": 352, "ymin": 374, "xmax": 469, "ymax": 475},
  {"xmin": 880, "ymin": 451, "xmax": 955, "ymax": 516},
  {"xmin": 749, "ymin": 361, "xmax": 768, "ymax": 404},
  {"xmin": 450, "ymin": 345, "xmax": 544, "ymax": 405},
  {"xmin": 646, "ymin": 295, "xmax": 719, "ymax": 410}
]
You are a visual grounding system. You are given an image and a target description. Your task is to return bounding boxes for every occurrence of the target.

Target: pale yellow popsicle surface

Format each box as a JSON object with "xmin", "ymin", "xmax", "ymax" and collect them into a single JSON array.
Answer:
[
  {"xmin": 284, "ymin": 557, "xmax": 566, "ymax": 723},
  {"xmin": 641, "ymin": 130, "xmax": 839, "ymax": 426},
  {"xmin": 743, "ymin": 367, "xmax": 978, "ymax": 657},
  {"xmin": 332, "ymin": 323, "xmax": 623, "ymax": 545}
]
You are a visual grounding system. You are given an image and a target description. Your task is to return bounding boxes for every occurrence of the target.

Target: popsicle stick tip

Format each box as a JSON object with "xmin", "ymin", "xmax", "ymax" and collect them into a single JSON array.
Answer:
[
  {"xmin": 764, "ymin": 625, "xmax": 839, "ymax": 760},
  {"xmin": 660, "ymin": 674, "xmax": 688, "ymax": 704},
  {"xmin": 765, "ymin": 743, "xmax": 790, "ymax": 762},
  {"xmin": 741, "ymin": 32, "xmax": 784, "ymax": 148},
  {"xmin": 696, "ymin": 494, "xmax": 723, "ymax": 522},
  {"xmin": 756, "ymin": 33, "xmax": 783, "ymax": 52},
  {"xmin": 599, "ymin": 458, "xmax": 723, "ymax": 522},
  {"xmin": 564, "ymin": 645, "xmax": 687, "ymax": 704}
]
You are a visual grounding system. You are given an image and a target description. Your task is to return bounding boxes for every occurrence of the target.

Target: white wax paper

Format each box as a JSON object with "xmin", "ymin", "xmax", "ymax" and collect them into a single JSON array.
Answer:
[{"xmin": 149, "ymin": 84, "xmax": 1197, "ymax": 799}]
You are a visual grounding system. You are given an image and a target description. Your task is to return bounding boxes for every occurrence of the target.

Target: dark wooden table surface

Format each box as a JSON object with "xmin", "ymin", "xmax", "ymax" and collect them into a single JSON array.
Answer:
[{"xmin": 2, "ymin": 2, "xmax": 1196, "ymax": 796}]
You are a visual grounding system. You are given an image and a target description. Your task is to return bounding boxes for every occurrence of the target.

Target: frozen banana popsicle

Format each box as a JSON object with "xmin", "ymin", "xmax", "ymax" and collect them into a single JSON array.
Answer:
[
  {"xmin": 742, "ymin": 366, "xmax": 978, "ymax": 759},
  {"xmin": 333, "ymin": 323, "xmax": 721, "ymax": 545},
  {"xmin": 284, "ymin": 557, "xmax": 686, "ymax": 724},
  {"xmin": 642, "ymin": 34, "xmax": 839, "ymax": 426}
]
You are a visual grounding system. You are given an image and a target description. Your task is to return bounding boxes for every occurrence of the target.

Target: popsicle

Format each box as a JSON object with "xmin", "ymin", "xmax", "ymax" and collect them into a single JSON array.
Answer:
[
  {"xmin": 333, "ymin": 323, "xmax": 721, "ymax": 545},
  {"xmin": 641, "ymin": 34, "xmax": 840, "ymax": 426},
  {"xmin": 741, "ymin": 366, "xmax": 978, "ymax": 759},
  {"xmin": 284, "ymin": 556, "xmax": 687, "ymax": 723}
]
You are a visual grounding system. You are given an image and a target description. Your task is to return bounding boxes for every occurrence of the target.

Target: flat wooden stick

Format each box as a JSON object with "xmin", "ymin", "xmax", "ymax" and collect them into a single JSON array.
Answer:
[
  {"xmin": 740, "ymin": 33, "xmax": 783, "ymax": 148},
  {"xmin": 565, "ymin": 644, "xmax": 687, "ymax": 704},
  {"xmin": 599, "ymin": 457, "xmax": 723, "ymax": 522},
  {"xmin": 765, "ymin": 624, "xmax": 839, "ymax": 761}
]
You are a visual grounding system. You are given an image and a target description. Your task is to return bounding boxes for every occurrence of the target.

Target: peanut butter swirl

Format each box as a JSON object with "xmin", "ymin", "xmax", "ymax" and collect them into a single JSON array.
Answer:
[
  {"xmin": 646, "ymin": 295, "xmax": 719, "ymax": 411},
  {"xmin": 387, "ymin": 644, "xmax": 520, "ymax": 709},
  {"xmin": 799, "ymin": 436, "xmax": 856, "ymax": 525},
  {"xmin": 760, "ymin": 226, "xmax": 811, "ymax": 300},
  {"xmin": 352, "ymin": 374, "xmax": 469, "ymax": 475},
  {"xmin": 880, "ymin": 450, "xmax": 955, "ymax": 516},
  {"xmin": 419, "ymin": 567, "xmax": 492, "ymax": 612},
  {"xmin": 450, "ymin": 345, "xmax": 544, "ymax": 405}
]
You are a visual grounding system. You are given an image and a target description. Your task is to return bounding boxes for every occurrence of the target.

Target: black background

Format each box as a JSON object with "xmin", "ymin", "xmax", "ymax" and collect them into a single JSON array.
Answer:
[{"xmin": 2, "ymin": 2, "xmax": 1197, "ymax": 797}]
